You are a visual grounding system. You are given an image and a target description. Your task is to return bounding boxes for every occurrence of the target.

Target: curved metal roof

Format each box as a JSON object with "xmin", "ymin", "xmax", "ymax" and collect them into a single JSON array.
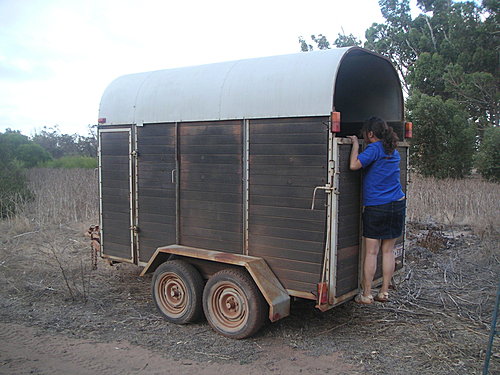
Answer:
[{"xmin": 99, "ymin": 47, "xmax": 402, "ymax": 125}]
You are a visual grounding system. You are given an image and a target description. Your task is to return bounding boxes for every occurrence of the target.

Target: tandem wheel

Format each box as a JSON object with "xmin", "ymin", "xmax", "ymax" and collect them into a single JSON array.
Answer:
[
  {"xmin": 152, "ymin": 260, "xmax": 204, "ymax": 324},
  {"xmin": 202, "ymin": 268, "xmax": 267, "ymax": 339}
]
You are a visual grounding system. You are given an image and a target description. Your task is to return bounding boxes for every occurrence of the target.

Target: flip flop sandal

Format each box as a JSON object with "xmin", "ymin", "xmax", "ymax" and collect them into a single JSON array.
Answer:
[
  {"xmin": 374, "ymin": 292, "xmax": 389, "ymax": 302},
  {"xmin": 355, "ymin": 294, "xmax": 374, "ymax": 304}
]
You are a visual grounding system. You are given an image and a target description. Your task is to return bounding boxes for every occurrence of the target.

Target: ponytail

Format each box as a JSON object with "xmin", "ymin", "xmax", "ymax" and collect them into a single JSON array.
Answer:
[{"xmin": 362, "ymin": 117, "xmax": 399, "ymax": 154}]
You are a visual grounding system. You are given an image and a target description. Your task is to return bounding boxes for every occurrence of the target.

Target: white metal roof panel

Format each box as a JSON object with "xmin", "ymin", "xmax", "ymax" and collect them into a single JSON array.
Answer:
[{"xmin": 98, "ymin": 47, "xmax": 393, "ymax": 125}]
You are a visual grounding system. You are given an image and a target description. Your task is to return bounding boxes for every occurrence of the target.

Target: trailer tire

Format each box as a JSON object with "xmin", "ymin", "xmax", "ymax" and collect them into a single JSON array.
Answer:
[
  {"xmin": 152, "ymin": 260, "xmax": 203, "ymax": 324},
  {"xmin": 203, "ymin": 268, "xmax": 267, "ymax": 339}
]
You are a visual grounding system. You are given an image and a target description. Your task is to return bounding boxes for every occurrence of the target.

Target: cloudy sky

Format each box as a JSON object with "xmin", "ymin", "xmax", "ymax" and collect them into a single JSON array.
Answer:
[{"xmin": 0, "ymin": 0, "xmax": 417, "ymax": 136}]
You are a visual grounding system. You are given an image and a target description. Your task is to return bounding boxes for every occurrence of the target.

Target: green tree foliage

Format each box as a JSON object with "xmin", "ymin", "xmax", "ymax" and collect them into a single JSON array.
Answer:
[
  {"xmin": 407, "ymin": 92, "xmax": 475, "ymax": 178},
  {"xmin": 0, "ymin": 129, "xmax": 52, "ymax": 168},
  {"xmin": 364, "ymin": 0, "xmax": 415, "ymax": 93},
  {"xmin": 366, "ymin": 0, "xmax": 498, "ymax": 133},
  {"xmin": 364, "ymin": 0, "xmax": 498, "ymax": 178},
  {"xmin": 334, "ymin": 33, "xmax": 362, "ymax": 48},
  {"xmin": 0, "ymin": 130, "xmax": 29, "ymax": 160},
  {"xmin": 475, "ymin": 127, "xmax": 500, "ymax": 181},
  {"xmin": 299, "ymin": 32, "xmax": 361, "ymax": 52},
  {"xmin": 16, "ymin": 143, "xmax": 52, "ymax": 168},
  {"xmin": 31, "ymin": 125, "xmax": 97, "ymax": 159}
]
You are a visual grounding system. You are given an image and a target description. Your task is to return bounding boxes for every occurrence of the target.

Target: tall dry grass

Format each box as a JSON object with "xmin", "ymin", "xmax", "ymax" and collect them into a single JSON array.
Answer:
[
  {"xmin": 1, "ymin": 168, "xmax": 99, "ymax": 302},
  {"xmin": 4, "ymin": 168, "xmax": 499, "ymax": 238},
  {"xmin": 14, "ymin": 168, "xmax": 98, "ymax": 229},
  {"xmin": 407, "ymin": 175, "xmax": 500, "ymax": 236}
]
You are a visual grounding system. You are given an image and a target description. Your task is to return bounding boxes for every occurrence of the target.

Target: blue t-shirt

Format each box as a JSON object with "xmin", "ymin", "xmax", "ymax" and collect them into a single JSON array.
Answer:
[{"xmin": 357, "ymin": 141, "xmax": 404, "ymax": 206}]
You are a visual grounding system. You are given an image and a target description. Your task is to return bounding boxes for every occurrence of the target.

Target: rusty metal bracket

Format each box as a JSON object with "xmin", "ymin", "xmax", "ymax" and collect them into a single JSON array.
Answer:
[
  {"xmin": 87, "ymin": 225, "xmax": 101, "ymax": 270},
  {"xmin": 140, "ymin": 245, "xmax": 290, "ymax": 322}
]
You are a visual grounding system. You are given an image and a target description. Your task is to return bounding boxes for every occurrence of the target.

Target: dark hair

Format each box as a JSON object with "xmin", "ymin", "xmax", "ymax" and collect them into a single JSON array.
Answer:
[{"xmin": 362, "ymin": 117, "xmax": 399, "ymax": 154}]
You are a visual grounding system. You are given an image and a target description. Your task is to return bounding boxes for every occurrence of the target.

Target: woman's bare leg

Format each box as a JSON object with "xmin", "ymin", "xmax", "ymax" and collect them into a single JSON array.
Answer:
[
  {"xmin": 362, "ymin": 237, "xmax": 381, "ymax": 296},
  {"xmin": 380, "ymin": 238, "xmax": 397, "ymax": 294}
]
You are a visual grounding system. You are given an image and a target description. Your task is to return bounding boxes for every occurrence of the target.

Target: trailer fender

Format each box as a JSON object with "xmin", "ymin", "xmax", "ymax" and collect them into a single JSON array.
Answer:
[{"xmin": 141, "ymin": 245, "xmax": 290, "ymax": 322}]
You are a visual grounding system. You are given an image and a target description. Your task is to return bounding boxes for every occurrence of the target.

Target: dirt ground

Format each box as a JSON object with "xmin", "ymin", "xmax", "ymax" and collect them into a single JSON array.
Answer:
[{"xmin": 0, "ymin": 221, "xmax": 498, "ymax": 375}]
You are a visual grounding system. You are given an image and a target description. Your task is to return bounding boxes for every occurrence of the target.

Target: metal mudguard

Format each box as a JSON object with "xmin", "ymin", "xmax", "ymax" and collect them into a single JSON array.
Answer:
[{"xmin": 141, "ymin": 245, "xmax": 290, "ymax": 322}]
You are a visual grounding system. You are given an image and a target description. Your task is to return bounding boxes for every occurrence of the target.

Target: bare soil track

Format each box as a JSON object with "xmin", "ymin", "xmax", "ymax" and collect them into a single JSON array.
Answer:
[{"xmin": 0, "ymin": 222, "xmax": 498, "ymax": 375}]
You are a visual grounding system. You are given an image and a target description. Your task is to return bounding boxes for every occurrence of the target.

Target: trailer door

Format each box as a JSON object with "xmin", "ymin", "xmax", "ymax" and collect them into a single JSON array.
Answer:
[
  {"xmin": 177, "ymin": 120, "xmax": 244, "ymax": 254},
  {"xmin": 99, "ymin": 128, "xmax": 135, "ymax": 263},
  {"xmin": 135, "ymin": 123, "xmax": 177, "ymax": 264}
]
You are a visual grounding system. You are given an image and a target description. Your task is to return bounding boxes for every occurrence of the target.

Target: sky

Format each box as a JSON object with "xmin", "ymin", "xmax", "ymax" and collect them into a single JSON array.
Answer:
[{"xmin": 0, "ymin": 0, "xmax": 418, "ymax": 136}]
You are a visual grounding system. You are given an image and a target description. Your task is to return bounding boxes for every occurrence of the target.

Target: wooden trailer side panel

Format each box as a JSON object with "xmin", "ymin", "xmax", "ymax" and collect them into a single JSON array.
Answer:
[
  {"xmin": 136, "ymin": 123, "xmax": 177, "ymax": 263},
  {"xmin": 248, "ymin": 117, "xmax": 329, "ymax": 295},
  {"xmin": 179, "ymin": 120, "xmax": 243, "ymax": 254},
  {"xmin": 335, "ymin": 143, "xmax": 362, "ymax": 297},
  {"xmin": 99, "ymin": 129, "xmax": 134, "ymax": 262}
]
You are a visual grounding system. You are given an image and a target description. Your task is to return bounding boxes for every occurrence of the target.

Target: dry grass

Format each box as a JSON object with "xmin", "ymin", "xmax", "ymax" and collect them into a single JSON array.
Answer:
[
  {"xmin": 1, "ymin": 168, "xmax": 99, "ymax": 302},
  {"xmin": 17, "ymin": 168, "xmax": 98, "ymax": 228},
  {"xmin": 7, "ymin": 169, "xmax": 499, "ymax": 236},
  {"xmin": 407, "ymin": 174, "xmax": 500, "ymax": 236}
]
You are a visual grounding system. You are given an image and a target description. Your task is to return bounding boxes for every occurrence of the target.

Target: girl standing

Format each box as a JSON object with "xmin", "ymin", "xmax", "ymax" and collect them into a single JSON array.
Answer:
[{"xmin": 348, "ymin": 117, "xmax": 406, "ymax": 304}]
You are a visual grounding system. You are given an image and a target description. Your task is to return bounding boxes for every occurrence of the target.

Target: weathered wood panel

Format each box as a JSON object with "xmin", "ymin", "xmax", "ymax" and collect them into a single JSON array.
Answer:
[
  {"xmin": 335, "ymin": 143, "xmax": 362, "ymax": 297},
  {"xmin": 248, "ymin": 117, "xmax": 329, "ymax": 294},
  {"xmin": 100, "ymin": 130, "xmax": 132, "ymax": 260},
  {"xmin": 137, "ymin": 123, "xmax": 177, "ymax": 263},
  {"xmin": 179, "ymin": 120, "xmax": 243, "ymax": 254}
]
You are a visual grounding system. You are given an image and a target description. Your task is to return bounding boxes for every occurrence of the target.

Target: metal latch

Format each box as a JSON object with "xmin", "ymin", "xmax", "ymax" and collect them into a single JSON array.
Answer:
[
  {"xmin": 311, "ymin": 184, "xmax": 333, "ymax": 210},
  {"xmin": 129, "ymin": 225, "xmax": 140, "ymax": 233},
  {"xmin": 131, "ymin": 150, "xmax": 139, "ymax": 157}
]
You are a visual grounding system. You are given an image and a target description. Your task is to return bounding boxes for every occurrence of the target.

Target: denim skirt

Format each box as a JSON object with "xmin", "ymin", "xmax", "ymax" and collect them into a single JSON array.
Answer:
[{"xmin": 362, "ymin": 199, "xmax": 406, "ymax": 239}]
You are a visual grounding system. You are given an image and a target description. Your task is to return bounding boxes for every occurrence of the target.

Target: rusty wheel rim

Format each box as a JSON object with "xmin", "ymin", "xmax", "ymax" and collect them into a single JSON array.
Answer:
[
  {"xmin": 209, "ymin": 282, "xmax": 248, "ymax": 332},
  {"xmin": 157, "ymin": 273, "xmax": 188, "ymax": 318}
]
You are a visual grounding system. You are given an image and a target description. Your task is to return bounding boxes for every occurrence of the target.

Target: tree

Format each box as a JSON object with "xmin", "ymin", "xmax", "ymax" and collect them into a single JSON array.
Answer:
[
  {"xmin": 367, "ymin": 0, "xmax": 498, "ymax": 135},
  {"xmin": 364, "ymin": 0, "xmax": 416, "ymax": 93},
  {"xmin": 31, "ymin": 125, "xmax": 98, "ymax": 158},
  {"xmin": 407, "ymin": 92, "xmax": 475, "ymax": 178},
  {"xmin": 16, "ymin": 143, "xmax": 52, "ymax": 168},
  {"xmin": 364, "ymin": 0, "xmax": 498, "ymax": 178},
  {"xmin": 0, "ymin": 129, "xmax": 30, "ymax": 161},
  {"xmin": 475, "ymin": 126, "xmax": 500, "ymax": 181},
  {"xmin": 299, "ymin": 34, "xmax": 330, "ymax": 52},
  {"xmin": 299, "ymin": 32, "xmax": 361, "ymax": 52},
  {"xmin": 334, "ymin": 33, "xmax": 362, "ymax": 48}
]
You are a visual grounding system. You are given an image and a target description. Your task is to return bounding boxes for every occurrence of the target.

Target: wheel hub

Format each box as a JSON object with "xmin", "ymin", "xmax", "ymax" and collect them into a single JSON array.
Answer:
[
  {"xmin": 157, "ymin": 273, "xmax": 187, "ymax": 316},
  {"xmin": 216, "ymin": 287, "xmax": 246, "ymax": 323}
]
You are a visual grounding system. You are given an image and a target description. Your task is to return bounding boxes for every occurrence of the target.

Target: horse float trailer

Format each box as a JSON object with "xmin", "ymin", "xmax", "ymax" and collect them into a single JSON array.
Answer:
[{"xmin": 96, "ymin": 47, "xmax": 409, "ymax": 338}]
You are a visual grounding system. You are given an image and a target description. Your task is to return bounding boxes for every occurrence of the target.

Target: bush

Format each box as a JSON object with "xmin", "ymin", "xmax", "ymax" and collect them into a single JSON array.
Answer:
[
  {"xmin": 16, "ymin": 143, "xmax": 52, "ymax": 168},
  {"xmin": 43, "ymin": 156, "xmax": 97, "ymax": 169},
  {"xmin": 407, "ymin": 92, "xmax": 476, "ymax": 178},
  {"xmin": 0, "ymin": 161, "xmax": 33, "ymax": 218},
  {"xmin": 475, "ymin": 127, "xmax": 500, "ymax": 182}
]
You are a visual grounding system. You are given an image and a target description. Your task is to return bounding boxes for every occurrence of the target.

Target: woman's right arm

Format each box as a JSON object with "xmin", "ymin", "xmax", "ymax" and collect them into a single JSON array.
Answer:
[{"xmin": 347, "ymin": 136, "xmax": 363, "ymax": 170}]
